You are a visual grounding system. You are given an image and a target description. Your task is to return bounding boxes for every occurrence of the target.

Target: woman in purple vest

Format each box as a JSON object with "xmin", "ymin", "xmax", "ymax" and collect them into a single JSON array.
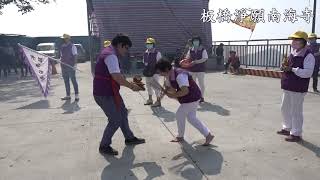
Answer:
[
  {"xmin": 93, "ymin": 34, "xmax": 145, "ymax": 155},
  {"xmin": 278, "ymin": 31, "xmax": 315, "ymax": 142},
  {"xmin": 185, "ymin": 36, "xmax": 208, "ymax": 103},
  {"xmin": 60, "ymin": 34, "xmax": 79, "ymax": 101},
  {"xmin": 143, "ymin": 37, "xmax": 162, "ymax": 107},
  {"xmin": 155, "ymin": 59, "xmax": 214, "ymax": 146},
  {"xmin": 307, "ymin": 33, "xmax": 320, "ymax": 92}
]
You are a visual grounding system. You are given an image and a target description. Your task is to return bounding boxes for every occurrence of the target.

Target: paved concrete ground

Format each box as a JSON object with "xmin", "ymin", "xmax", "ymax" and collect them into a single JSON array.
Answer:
[{"xmin": 0, "ymin": 62, "xmax": 319, "ymax": 180}]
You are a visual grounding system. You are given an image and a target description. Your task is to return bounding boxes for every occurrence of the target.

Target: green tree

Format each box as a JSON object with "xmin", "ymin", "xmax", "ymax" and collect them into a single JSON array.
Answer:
[{"xmin": 0, "ymin": 0, "xmax": 55, "ymax": 15}]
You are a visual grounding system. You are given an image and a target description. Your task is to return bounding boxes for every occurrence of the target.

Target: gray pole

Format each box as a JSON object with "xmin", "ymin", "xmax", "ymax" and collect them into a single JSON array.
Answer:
[
  {"xmin": 86, "ymin": 0, "xmax": 94, "ymax": 74},
  {"xmin": 312, "ymin": 0, "xmax": 317, "ymax": 33}
]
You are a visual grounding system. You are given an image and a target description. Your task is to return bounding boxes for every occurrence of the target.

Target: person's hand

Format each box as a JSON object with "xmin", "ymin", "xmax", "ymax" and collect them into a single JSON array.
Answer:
[
  {"xmin": 130, "ymin": 83, "xmax": 142, "ymax": 92},
  {"xmin": 165, "ymin": 90, "xmax": 177, "ymax": 98},
  {"xmin": 282, "ymin": 66, "xmax": 292, "ymax": 72}
]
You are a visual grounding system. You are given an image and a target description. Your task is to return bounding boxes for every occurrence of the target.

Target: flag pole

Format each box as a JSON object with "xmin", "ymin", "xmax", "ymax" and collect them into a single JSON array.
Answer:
[
  {"xmin": 248, "ymin": 31, "xmax": 254, "ymax": 41},
  {"xmin": 18, "ymin": 44, "xmax": 83, "ymax": 72}
]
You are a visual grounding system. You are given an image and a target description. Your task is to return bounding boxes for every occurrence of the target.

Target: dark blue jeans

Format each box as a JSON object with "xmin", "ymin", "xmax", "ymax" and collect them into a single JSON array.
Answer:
[
  {"xmin": 94, "ymin": 95, "xmax": 134, "ymax": 147},
  {"xmin": 61, "ymin": 66, "xmax": 79, "ymax": 96}
]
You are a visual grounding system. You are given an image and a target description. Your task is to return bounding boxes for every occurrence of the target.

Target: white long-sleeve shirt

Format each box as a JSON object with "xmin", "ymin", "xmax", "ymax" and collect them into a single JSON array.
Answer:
[
  {"xmin": 185, "ymin": 47, "xmax": 208, "ymax": 64},
  {"xmin": 291, "ymin": 49, "xmax": 315, "ymax": 78}
]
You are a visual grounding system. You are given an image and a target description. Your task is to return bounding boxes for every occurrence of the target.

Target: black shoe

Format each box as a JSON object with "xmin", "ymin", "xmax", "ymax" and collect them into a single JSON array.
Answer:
[
  {"xmin": 99, "ymin": 146, "xmax": 118, "ymax": 156},
  {"xmin": 75, "ymin": 95, "xmax": 80, "ymax": 102},
  {"xmin": 277, "ymin": 129, "xmax": 290, "ymax": 136},
  {"xmin": 285, "ymin": 135, "xmax": 302, "ymax": 142},
  {"xmin": 61, "ymin": 96, "xmax": 71, "ymax": 101},
  {"xmin": 125, "ymin": 137, "xmax": 146, "ymax": 145}
]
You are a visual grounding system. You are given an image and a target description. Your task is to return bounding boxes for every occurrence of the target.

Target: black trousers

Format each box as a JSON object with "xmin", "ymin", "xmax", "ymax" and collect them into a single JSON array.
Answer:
[{"xmin": 313, "ymin": 67, "xmax": 319, "ymax": 90}]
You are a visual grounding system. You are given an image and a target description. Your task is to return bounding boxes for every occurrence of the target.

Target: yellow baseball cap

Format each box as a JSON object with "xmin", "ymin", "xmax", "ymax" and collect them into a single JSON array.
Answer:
[
  {"xmin": 61, "ymin": 34, "xmax": 71, "ymax": 39},
  {"xmin": 308, "ymin": 33, "xmax": 317, "ymax": 39},
  {"xmin": 288, "ymin": 31, "xmax": 308, "ymax": 41},
  {"xmin": 146, "ymin": 37, "xmax": 156, "ymax": 44},
  {"xmin": 104, "ymin": 40, "xmax": 111, "ymax": 47}
]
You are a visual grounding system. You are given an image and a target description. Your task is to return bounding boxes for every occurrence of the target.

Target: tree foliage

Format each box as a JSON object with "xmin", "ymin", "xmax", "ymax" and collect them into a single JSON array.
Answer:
[{"xmin": 0, "ymin": 0, "xmax": 55, "ymax": 15}]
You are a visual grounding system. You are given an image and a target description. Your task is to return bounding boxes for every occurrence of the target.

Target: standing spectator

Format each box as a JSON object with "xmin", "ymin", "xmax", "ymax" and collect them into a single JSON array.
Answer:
[
  {"xmin": 307, "ymin": 33, "xmax": 320, "ymax": 92},
  {"xmin": 60, "ymin": 34, "xmax": 79, "ymax": 101},
  {"xmin": 278, "ymin": 31, "xmax": 315, "ymax": 142},
  {"xmin": 185, "ymin": 36, "xmax": 208, "ymax": 103},
  {"xmin": 216, "ymin": 43, "xmax": 224, "ymax": 65}
]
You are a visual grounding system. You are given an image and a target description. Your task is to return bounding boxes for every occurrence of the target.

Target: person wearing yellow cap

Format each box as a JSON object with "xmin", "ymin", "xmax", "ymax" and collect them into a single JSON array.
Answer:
[
  {"xmin": 307, "ymin": 33, "xmax": 320, "ymax": 92},
  {"xmin": 143, "ymin": 37, "xmax": 162, "ymax": 107},
  {"xmin": 277, "ymin": 31, "xmax": 315, "ymax": 142},
  {"xmin": 104, "ymin": 40, "xmax": 111, "ymax": 48},
  {"xmin": 60, "ymin": 34, "xmax": 79, "ymax": 101}
]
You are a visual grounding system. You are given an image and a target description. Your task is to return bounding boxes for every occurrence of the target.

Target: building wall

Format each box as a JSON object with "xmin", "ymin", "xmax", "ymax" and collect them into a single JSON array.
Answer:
[{"xmin": 91, "ymin": 0, "xmax": 212, "ymax": 55}]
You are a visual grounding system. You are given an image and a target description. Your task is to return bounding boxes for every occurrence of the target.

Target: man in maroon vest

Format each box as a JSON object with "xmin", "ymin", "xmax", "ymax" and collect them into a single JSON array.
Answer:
[
  {"xmin": 60, "ymin": 34, "xmax": 79, "ymax": 101},
  {"xmin": 277, "ymin": 31, "xmax": 315, "ymax": 142},
  {"xmin": 185, "ymin": 36, "xmax": 208, "ymax": 103},
  {"xmin": 155, "ymin": 59, "xmax": 214, "ymax": 146},
  {"xmin": 307, "ymin": 33, "xmax": 320, "ymax": 92},
  {"xmin": 93, "ymin": 34, "xmax": 145, "ymax": 155}
]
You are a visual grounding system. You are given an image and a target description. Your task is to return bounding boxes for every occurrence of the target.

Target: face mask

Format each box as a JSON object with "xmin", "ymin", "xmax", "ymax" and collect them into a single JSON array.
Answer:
[
  {"xmin": 309, "ymin": 39, "xmax": 317, "ymax": 44},
  {"xmin": 193, "ymin": 41, "xmax": 200, "ymax": 47},
  {"xmin": 146, "ymin": 44, "xmax": 153, "ymax": 50}
]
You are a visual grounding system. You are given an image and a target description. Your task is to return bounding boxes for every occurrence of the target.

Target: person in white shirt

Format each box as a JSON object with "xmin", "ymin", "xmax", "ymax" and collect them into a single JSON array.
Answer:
[
  {"xmin": 143, "ymin": 37, "xmax": 162, "ymax": 107},
  {"xmin": 278, "ymin": 31, "xmax": 315, "ymax": 142},
  {"xmin": 156, "ymin": 59, "xmax": 214, "ymax": 146},
  {"xmin": 185, "ymin": 36, "xmax": 208, "ymax": 103}
]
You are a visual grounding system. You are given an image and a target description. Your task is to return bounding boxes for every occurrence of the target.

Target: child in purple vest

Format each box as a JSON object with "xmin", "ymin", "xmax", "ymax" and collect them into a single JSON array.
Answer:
[
  {"xmin": 278, "ymin": 31, "xmax": 315, "ymax": 142},
  {"xmin": 185, "ymin": 36, "xmax": 208, "ymax": 103},
  {"xmin": 155, "ymin": 59, "xmax": 214, "ymax": 146},
  {"xmin": 143, "ymin": 37, "xmax": 162, "ymax": 107},
  {"xmin": 307, "ymin": 33, "xmax": 320, "ymax": 92}
]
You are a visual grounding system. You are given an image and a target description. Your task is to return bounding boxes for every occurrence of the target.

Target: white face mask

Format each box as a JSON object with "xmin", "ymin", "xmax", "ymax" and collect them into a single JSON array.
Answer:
[
  {"xmin": 193, "ymin": 41, "xmax": 200, "ymax": 48},
  {"xmin": 146, "ymin": 44, "xmax": 153, "ymax": 50}
]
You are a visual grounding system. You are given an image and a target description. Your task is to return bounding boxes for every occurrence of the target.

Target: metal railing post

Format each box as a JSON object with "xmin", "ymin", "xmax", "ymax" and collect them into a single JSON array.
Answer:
[{"xmin": 266, "ymin": 40, "xmax": 269, "ymax": 69}]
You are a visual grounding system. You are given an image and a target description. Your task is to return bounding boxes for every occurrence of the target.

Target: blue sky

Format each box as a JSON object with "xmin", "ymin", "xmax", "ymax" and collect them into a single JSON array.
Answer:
[{"xmin": 0, "ymin": 0, "xmax": 319, "ymax": 41}]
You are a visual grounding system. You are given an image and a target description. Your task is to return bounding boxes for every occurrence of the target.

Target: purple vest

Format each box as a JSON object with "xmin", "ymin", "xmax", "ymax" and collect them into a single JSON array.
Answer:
[
  {"xmin": 60, "ymin": 43, "xmax": 76, "ymax": 67},
  {"xmin": 143, "ymin": 49, "xmax": 158, "ymax": 66},
  {"xmin": 281, "ymin": 48, "xmax": 312, "ymax": 93},
  {"xmin": 308, "ymin": 43, "xmax": 320, "ymax": 68},
  {"xmin": 169, "ymin": 68, "xmax": 202, "ymax": 104},
  {"xmin": 93, "ymin": 46, "xmax": 120, "ymax": 96},
  {"xmin": 189, "ymin": 47, "xmax": 206, "ymax": 72}
]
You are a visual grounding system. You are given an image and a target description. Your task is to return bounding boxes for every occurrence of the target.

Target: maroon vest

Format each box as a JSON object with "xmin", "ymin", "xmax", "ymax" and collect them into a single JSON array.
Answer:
[
  {"xmin": 189, "ymin": 47, "xmax": 206, "ymax": 72},
  {"xmin": 169, "ymin": 68, "xmax": 202, "ymax": 104},
  {"xmin": 281, "ymin": 48, "xmax": 312, "ymax": 93},
  {"xmin": 93, "ymin": 46, "xmax": 120, "ymax": 96}
]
